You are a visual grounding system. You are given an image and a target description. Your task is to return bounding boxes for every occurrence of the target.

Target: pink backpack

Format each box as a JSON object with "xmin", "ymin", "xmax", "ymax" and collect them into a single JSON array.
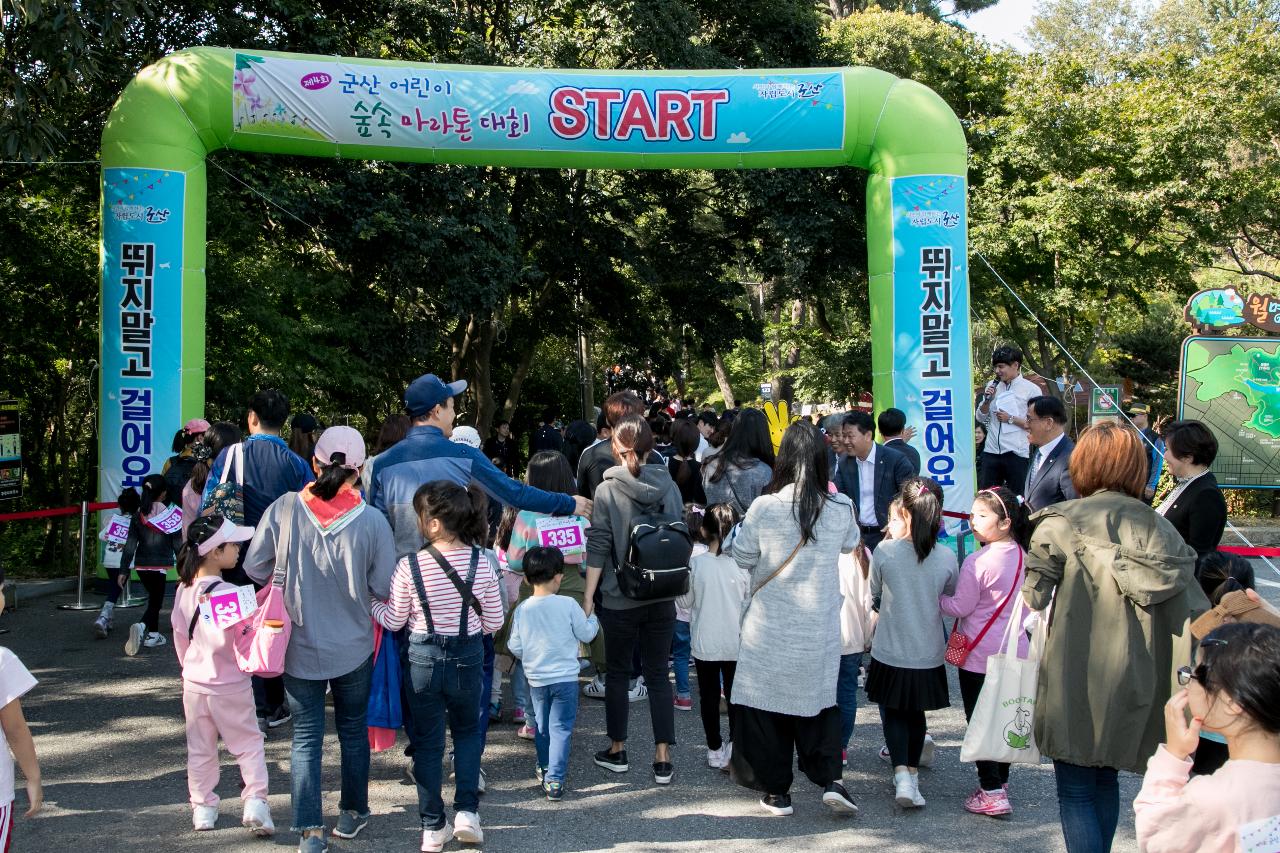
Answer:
[{"xmin": 228, "ymin": 495, "xmax": 296, "ymax": 677}]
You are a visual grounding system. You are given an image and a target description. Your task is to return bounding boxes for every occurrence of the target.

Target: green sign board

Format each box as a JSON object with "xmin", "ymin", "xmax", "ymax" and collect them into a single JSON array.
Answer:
[
  {"xmin": 1179, "ymin": 335, "xmax": 1280, "ymax": 488},
  {"xmin": 1089, "ymin": 386, "xmax": 1122, "ymax": 422}
]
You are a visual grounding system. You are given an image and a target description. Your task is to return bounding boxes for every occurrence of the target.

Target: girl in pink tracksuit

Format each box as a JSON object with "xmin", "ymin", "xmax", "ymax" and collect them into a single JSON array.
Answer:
[{"xmin": 170, "ymin": 515, "xmax": 273, "ymax": 836}]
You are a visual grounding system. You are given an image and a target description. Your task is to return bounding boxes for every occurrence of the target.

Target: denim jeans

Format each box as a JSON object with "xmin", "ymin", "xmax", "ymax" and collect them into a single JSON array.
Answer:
[
  {"xmin": 403, "ymin": 633, "xmax": 484, "ymax": 829},
  {"xmin": 284, "ymin": 656, "xmax": 373, "ymax": 831},
  {"xmin": 836, "ymin": 652, "xmax": 862, "ymax": 750},
  {"xmin": 1053, "ymin": 760, "xmax": 1120, "ymax": 853},
  {"xmin": 672, "ymin": 619, "xmax": 691, "ymax": 697},
  {"xmin": 478, "ymin": 634, "xmax": 495, "ymax": 754},
  {"xmin": 529, "ymin": 680, "xmax": 580, "ymax": 784},
  {"xmin": 511, "ymin": 660, "xmax": 532, "ymax": 717}
]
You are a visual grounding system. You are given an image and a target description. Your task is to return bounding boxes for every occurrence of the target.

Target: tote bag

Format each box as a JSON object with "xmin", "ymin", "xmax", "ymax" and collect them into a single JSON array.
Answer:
[
  {"xmin": 230, "ymin": 493, "xmax": 294, "ymax": 677},
  {"xmin": 207, "ymin": 443, "xmax": 245, "ymax": 525},
  {"xmin": 959, "ymin": 592, "xmax": 1044, "ymax": 765}
]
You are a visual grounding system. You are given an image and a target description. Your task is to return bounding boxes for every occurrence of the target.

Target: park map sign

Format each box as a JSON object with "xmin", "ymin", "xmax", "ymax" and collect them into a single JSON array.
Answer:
[{"xmin": 1180, "ymin": 287, "xmax": 1280, "ymax": 487}]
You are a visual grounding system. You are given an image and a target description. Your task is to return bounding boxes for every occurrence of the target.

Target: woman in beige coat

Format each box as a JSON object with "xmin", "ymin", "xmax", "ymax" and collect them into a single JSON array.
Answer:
[{"xmin": 1023, "ymin": 422, "xmax": 1207, "ymax": 853}]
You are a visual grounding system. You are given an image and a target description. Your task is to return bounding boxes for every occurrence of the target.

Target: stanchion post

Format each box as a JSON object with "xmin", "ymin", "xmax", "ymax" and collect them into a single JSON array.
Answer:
[{"xmin": 58, "ymin": 500, "xmax": 99, "ymax": 611}]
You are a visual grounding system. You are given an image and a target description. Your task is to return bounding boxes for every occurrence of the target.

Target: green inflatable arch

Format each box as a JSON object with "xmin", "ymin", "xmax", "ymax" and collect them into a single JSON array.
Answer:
[{"xmin": 99, "ymin": 46, "xmax": 974, "ymax": 520}]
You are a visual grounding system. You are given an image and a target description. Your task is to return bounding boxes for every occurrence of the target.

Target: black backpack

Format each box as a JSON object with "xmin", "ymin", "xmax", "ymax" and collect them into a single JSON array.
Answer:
[{"xmin": 617, "ymin": 502, "xmax": 693, "ymax": 601}]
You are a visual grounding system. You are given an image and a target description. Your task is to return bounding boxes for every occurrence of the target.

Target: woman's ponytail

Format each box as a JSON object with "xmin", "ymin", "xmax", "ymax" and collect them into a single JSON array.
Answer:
[
  {"xmin": 310, "ymin": 451, "xmax": 353, "ymax": 501},
  {"xmin": 610, "ymin": 414, "xmax": 654, "ymax": 478}
]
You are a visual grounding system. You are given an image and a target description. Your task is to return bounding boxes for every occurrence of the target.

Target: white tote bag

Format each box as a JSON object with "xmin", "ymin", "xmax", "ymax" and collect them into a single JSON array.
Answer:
[{"xmin": 960, "ymin": 592, "xmax": 1044, "ymax": 765}]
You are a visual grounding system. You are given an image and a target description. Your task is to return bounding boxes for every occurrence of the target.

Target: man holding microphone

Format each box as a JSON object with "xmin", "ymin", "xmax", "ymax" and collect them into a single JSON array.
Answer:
[{"xmin": 975, "ymin": 345, "xmax": 1040, "ymax": 494}]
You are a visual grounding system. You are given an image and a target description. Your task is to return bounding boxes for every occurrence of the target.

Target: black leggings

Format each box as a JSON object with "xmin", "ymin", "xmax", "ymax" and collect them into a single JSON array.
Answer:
[
  {"xmin": 881, "ymin": 706, "xmax": 927, "ymax": 768},
  {"xmin": 694, "ymin": 659, "xmax": 736, "ymax": 750},
  {"xmin": 958, "ymin": 668, "xmax": 1011, "ymax": 791},
  {"xmin": 136, "ymin": 570, "xmax": 167, "ymax": 634}
]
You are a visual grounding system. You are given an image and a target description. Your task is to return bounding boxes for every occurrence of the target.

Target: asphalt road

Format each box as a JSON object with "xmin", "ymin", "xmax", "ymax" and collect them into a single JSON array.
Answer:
[{"xmin": 9, "ymin": 564, "xmax": 1278, "ymax": 853}]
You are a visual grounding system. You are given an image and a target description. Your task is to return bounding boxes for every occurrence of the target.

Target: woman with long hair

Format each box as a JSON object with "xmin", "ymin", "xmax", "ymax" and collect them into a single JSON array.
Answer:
[
  {"xmin": 669, "ymin": 419, "xmax": 707, "ymax": 505},
  {"xmin": 728, "ymin": 420, "xmax": 860, "ymax": 817},
  {"xmin": 182, "ymin": 421, "xmax": 242, "ymax": 539},
  {"xmin": 702, "ymin": 408, "xmax": 775, "ymax": 515},
  {"xmin": 583, "ymin": 415, "xmax": 684, "ymax": 785}
]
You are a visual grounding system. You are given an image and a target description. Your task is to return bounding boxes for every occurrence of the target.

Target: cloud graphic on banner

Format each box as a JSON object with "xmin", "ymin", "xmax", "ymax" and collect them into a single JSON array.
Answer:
[
  {"xmin": 727, "ymin": 132, "xmax": 751, "ymax": 144},
  {"xmin": 506, "ymin": 81, "xmax": 538, "ymax": 95}
]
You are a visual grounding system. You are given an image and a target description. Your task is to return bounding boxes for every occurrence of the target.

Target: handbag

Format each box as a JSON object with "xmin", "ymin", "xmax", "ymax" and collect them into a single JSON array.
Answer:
[
  {"xmin": 945, "ymin": 550, "xmax": 1024, "ymax": 667},
  {"xmin": 206, "ymin": 443, "xmax": 245, "ymax": 525},
  {"xmin": 959, "ymin": 589, "xmax": 1045, "ymax": 765},
  {"xmin": 229, "ymin": 493, "xmax": 294, "ymax": 677}
]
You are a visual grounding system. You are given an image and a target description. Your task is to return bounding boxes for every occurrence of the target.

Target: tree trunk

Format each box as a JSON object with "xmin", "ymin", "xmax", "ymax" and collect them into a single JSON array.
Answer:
[
  {"xmin": 469, "ymin": 315, "xmax": 499, "ymax": 434},
  {"xmin": 712, "ymin": 350, "xmax": 736, "ymax": 409},
  {"xmin": 500, "ymin": 342, "xmax": 538, "ymax": 425}
]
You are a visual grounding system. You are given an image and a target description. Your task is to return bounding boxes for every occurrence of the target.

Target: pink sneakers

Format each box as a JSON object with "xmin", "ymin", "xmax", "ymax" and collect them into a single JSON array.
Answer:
[
  {"xmin": 964, "ymin": 787, "xmax": 1013, "ymax": 817},
  {"xmin": 674, "ymin": 695, "xmax": 693, "ymax": 711}
]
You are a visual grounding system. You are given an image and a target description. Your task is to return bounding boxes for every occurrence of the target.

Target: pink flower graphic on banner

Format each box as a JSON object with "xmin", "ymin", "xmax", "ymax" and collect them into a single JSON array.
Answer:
[{"xmin": 233, "ymin": 69, "xmax": 257, "ymax": 98}]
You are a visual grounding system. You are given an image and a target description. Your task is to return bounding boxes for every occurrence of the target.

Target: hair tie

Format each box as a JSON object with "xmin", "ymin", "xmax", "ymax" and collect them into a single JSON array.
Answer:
[
  {"xmin": 917, "ymin": 483, "xmax": 930, "ymax": 497},
  {"xmin": 978, "ymin": 488, "xmax": 1009, "ymax": 518},
  {"xmin": 688, "ymin": 506, "xmax": 705, "ymax": 516}
]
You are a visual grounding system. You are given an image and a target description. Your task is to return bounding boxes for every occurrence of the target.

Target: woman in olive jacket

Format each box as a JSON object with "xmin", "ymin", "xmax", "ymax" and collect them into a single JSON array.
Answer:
[{"xmin": 1022, "ymin": 423, "xmax": 1208, "ymax": 853}]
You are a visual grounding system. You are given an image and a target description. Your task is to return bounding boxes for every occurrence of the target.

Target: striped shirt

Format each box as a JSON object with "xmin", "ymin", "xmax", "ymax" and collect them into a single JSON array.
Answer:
[{"xmin": 373, "ymin": 547, "xmax": 504, "ymax": 636}]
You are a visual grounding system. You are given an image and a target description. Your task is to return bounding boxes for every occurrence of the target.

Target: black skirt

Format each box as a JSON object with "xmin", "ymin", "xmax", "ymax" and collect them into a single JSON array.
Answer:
[{"xmin": 865, "ymin": 658, "xmax": 950, "ymax": 712}]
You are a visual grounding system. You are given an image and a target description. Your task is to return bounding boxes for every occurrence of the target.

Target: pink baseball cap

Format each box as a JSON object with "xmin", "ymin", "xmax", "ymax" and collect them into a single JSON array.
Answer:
[
  {"xmin": 314, "ymin": 425, "xmax": 367, "ymax": 470},
  {"xmin": 184, "ymin": 418, "xmax": 211, "ymax": 435},
  {"xmin": 196, "ymin": 517, "xmax": 255, "ymax": 556}
]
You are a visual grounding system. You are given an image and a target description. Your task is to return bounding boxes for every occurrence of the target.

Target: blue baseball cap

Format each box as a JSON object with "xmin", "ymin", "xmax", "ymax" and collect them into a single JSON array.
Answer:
[{"xmin": 405, "ymin": 373, "xmax": 468, "ymax": 418}]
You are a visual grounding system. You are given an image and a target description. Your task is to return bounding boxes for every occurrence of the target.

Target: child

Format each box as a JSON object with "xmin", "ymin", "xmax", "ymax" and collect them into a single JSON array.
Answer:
[
  {"xmin": 867, "ymin": 478, "xmax": 958, "ymax": 809},
  {"xmin": 93, "ymin": 487, "xmax": 141, "ymax": 638},
  {"xmin": 119, "ymin": 474, "xmax": 184, "ymax": 655},
  {"xmin": 373, "ymin": 481, "xmax": 504, "ymax": 853},
  {"xmin": 498, "ymin": 452, "xmax": 591, "ymax": 735},
  {"xmin": 836, "ymin": 542, "xmax": 873, "ymax": 768},
  {"xmin": 507, "ymin": 547, "xmax": 600, "ymax": 801},
  {"xmin": 675, "ymin": 503, "xmax": 744, "ymax": 769},
  {"xmin": 0, "ymin": 573, "xmax": 42, "ymax": 844},
  {"xmin": 1134, "ymin": 622, "xmax": 1280, "ymax": 852},
  {"xmin": 169, "ymin": 514, "xmax": 272, "ymax": 835},
  {"xmin": 671, "ymin": 503, "xmax": 707, "ymax": 713},
  {"xmin": 939, "ymin": 486, "xmax": 1029, "ymax": 817}
]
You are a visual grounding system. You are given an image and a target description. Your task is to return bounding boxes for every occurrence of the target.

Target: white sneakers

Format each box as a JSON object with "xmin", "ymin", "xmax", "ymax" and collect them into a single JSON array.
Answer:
[
  {"xmin": 242, "ymin": 798, "xmax": 274, "ymax": 836},
  {"xmin": 706, "ymin": 743, "xmax": 731, "ymax": 770},
  {"xmin": 453, "ymin": 811, "xmax": 483, "ymax": 844},
  {"xmin": 192, "ymin": 804, "xmax": 218, "ymax": 831},
  {"xmin": 93, "ymin": 613, "xmax": 112, "ymax": 638},
  {"xmin": 125, "ymin": 622, "xmax": 146, "ymax": 656},
  {"xmin": 919, "ymin": 733, "xmax": 936, "ymax": 768},
  {"xmin": 582, "ymin": 675, "xmax": 648, "ymax": 702},
  {"xmin": 421, "ymin": 824, "xmax": 453, "ymax": 852},
  {"xmin": 143, "ymin": 632, "xmax": 167, "ymax": 648},
  {"xmin": 893, "ymin": 770, "xmax": 926, "ymax": 808}
]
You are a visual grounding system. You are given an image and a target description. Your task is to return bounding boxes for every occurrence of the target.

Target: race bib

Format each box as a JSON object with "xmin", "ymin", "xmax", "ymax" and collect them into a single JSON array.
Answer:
[
  {"xmin": 101, "ymin": 514, "xmax": 131, "ymax": 544},
  {"xmin": 1240, "ymin": 815, "xmax": 1280, "ymax": 853},
  {"xmin": 145, "ymin": 505, "xmax": 184, "ymax": 535},
  {"xmin": 535, "ymin": 516, "xmax": 588, "ymax": 556},
  {"xmin": 198, "ymin": 584, "xmax": 259, "ymax": 629}
]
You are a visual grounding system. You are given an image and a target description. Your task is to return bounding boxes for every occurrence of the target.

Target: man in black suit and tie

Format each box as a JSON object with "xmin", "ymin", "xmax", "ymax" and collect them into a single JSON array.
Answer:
[
  {"xmin": 1024, "ymin": 395, "xmax": 1079, "ymax": 511},
  {"xmin": 834, "ymin": 411, "xmax": 914, "ymax": 550},
  {"xmin": 878, "ymin": 407, "xmax": 921, "ymax": 475}
]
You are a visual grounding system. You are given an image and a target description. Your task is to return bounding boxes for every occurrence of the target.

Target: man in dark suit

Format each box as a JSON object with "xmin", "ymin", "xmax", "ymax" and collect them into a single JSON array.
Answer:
[
  {"xmin": 878, "ymin": 407, "xmax": 921, "ymax": 475},
  {"xmin": 834, "ymin": 411, "xmax": 914, "ymax": 550},
  {"xmin": 1023, "ymin": 395, "xmax": 1078, "ymax": 511}
]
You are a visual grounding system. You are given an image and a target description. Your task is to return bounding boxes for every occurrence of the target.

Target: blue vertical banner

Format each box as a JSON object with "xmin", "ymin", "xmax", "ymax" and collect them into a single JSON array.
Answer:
[
  {"xmin": 890, "ymin": 175, "xmax": 975, "ymax": 529},
  {"xmin": 99, "ymin": 168, "xmax": 186, "ymax": 504}
]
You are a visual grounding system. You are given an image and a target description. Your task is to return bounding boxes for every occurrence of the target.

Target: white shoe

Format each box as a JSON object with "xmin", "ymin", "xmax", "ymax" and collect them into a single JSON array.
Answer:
[
  {"xmin": 125, "ymin": 622, "xmax": 146, "ymax": 656},
  {"xmin": 628, "ymin": 677, "xmax": 648, "ymax": 703},
  {"xmin": 919, "ymin": 733, "xmax": 935, "ymax": 768},
  {"xmin": 582, "ymin": 675, "xmax": 606, "ymax": 699},
  {"xmin": 93, "ymin": 614, "xmax": 111, "ymax": 638},
  {"xmin": 722, "ymin": 741, "xmax": 733, "ymax": 771},
  {"xmin": 143, "ymin": 632, "xmax": 167, "ymax": 648},
  {"xmin": 192, "ymin": 803, "xmax": 218, "ymax": 831},
  {"xmin": 910, "ymin": 772, "xmax": 926, "ymax": 807},
  {"xmin": 453, "ymin": 810, "xmax": 483, "ymax": 844},
  {"xmin": 894, "ymin": 770, "xmax": 921, "ymax": 809},
  {"xmin": 421, "ymin": 824, "xmax": 453, "ymax": 852},
  {"xmin": 477, "ymin": 765, "xmax": 487, "ymax": 795},
  {"xmin": 706, "ymin": 744, "xmax": 729, "ymax": 770},
  {"xmin": 241, "ymin": 797, "xmax": 274, "ymax": 836}
]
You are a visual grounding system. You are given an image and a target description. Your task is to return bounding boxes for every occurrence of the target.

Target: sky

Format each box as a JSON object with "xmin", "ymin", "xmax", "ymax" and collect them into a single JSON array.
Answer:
[{"xmin": 957, "ymin": 0, "xmax": 1039, "ymax": 51}]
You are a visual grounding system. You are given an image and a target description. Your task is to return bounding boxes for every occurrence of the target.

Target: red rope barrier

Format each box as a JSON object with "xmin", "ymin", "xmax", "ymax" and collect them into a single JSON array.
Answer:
[
  {"xmin": 0, "ymin": 501, "xmax": 118, "ymax": 523},
  {"xmin": 1219, "ymin": 545, "xmax": 1280, "ymax": 558}
]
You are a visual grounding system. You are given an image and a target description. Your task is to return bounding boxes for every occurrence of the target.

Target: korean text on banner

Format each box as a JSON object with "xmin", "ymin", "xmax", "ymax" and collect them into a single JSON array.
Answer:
[
  {"xmin": 100, "ymin": 168, "xmax": 186, "ymax": 503},
  {"xmin": 890, "ymin": 175, "xmax": 975, "ymax": 528},
  {"xmin": 230, "ymin": 54, "xmax": 846, "ymax": 155}
]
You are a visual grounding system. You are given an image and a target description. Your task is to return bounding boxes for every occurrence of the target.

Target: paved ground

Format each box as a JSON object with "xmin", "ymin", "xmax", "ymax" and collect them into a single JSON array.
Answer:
[{"xmin": 8, "ymin": 564, "xmax": 1279, "ymax": 852}]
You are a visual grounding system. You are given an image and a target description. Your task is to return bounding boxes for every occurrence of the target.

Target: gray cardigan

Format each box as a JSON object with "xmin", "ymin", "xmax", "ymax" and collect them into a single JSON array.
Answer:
[
  {"xmin": 702, "ymin": 457, "xmax": 773, "ymax": 515},
  {"xmin": 869, "ymin": 537, "xmax": 959, "ymax": 669},
  {"xmin": 244, "ymin": 492, "xmax": 397, "ymax": 680},
  {"xmin": 729, "ymin": 486, "xmax": 859, "ymax": 717},
  {"xmin": 586, "ymin": 464, "xmax": 684, "ymax": 611}
]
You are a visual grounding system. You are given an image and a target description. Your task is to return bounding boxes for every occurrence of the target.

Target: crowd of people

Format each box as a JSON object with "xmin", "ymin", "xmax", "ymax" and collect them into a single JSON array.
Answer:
[{"xmin": 3, "ymin": 347, "xmax": 1273, "ymax": 853}]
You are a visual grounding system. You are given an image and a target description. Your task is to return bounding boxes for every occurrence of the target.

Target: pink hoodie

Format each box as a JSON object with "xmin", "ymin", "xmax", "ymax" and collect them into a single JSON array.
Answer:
[
  {"xmin": 170, "ymin": 577, "xmax": 251, "ymax": 695},
  {"xmin": 1135, "ymin": 745, "xmax": 1280, "ymax": 852},
  {"xmin": 939, "ymin": 540, "xmax": 1026, "ymax": 673}
]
